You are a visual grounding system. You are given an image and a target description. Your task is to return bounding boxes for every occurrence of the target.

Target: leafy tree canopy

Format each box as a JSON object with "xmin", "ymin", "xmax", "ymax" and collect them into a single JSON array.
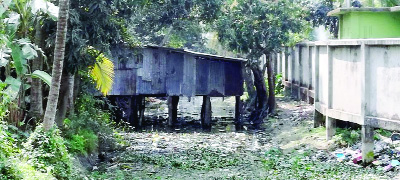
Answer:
[{"xmin": 216, "ymin": 0, "xmax": 309, "ymax": 60}]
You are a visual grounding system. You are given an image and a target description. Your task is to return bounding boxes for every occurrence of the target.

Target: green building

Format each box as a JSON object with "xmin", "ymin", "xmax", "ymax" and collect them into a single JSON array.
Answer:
[{"xmin": 328, "ymin": 7, "xmax": 400, "ymax": 39}]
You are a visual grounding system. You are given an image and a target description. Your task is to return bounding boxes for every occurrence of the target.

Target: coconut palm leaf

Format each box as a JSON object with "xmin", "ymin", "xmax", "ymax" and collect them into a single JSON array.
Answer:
[{"xmin": 90, "ymin": 54, "xmax": 114, "ymax": 96}]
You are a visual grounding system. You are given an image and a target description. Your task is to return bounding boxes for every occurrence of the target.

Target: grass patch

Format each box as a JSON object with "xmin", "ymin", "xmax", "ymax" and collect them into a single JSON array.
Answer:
[
  {"xmin": 262, "ymin": 148, "xmax": 391, "ymax": 180},
  {"xmin": 121, "ymin": 147, "xmax": 244, "ymax": 170}
]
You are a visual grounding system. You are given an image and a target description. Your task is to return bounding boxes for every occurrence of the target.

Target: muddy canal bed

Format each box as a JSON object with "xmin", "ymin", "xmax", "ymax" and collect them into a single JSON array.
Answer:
[{"xmin": 91, "ymin": 98, "xmax": 399, "ymax": 179}]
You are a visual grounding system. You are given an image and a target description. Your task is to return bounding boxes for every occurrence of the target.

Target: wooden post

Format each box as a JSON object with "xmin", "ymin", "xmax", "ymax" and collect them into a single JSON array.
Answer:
[
  {"xmin": 201, "ymin": 96, "xmax": 212, "ymax": 129},
  {"xmin": 130, "ymin": 96, "xmax": 139, "ymax": 127},
  {"xmin": 235, "ymin": 96, "xmax": 243, "ymax": 130},
  {"xmin": 138, "ymin": 96, "xmax": 145, "ymax": 127},
  {"xmin": 168, "ymin": 96, "xmax": 179, "ymax": 126}
]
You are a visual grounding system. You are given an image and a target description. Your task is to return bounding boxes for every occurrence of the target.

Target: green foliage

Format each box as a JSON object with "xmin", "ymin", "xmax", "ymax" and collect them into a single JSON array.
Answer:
[
  {"xmin": 64, "ymin": 94, "xmax": 115, "ymax": 155},
  {"xmin": 375, "ymin": 128, "xmax": 392, "ymax": 137},
  {"xmin": 263, "ymin": 73, "xmax": 285, "ymax": 95},
  {"xmin": 86, "ymin": 46, "xmax": 115, "ymax": 96},
  {"xmin": 275, "ymin": 73, "xmax": 284, "ymax": 95},
  {"xmin": 65, "ymin": 129, "xmax": 98, "ymax": 155},
  {"xmin": 22, "ymin": 126, "xmax": 73, "ymax": 180},
  {"xmin": 31, "ymin": 70, "xmax": 52, "ymax": 86},
  {"xmin": 118, "ymin": 147, "xmax": 243, "ymax": 171},
  {"xmin": 216, "ymin": 0, "xmax": 309, "ymax": 60},
  {"xmin": 332, "ymin": 128, "xmax": 360, "ymax": 147},
  {"xmin": 65, "ymin": 134, "xmax": 86, "ymax": 154},
  {"xmin": 261, "ymin": 149, "xmax": 387, "ymax": 179},
  {"xmin": 1, "ymin": 158, "xmax": 55, "ymax": 180},
  {"xmin": 309, "ymin": 0, "xmax": 338, "ymax": 38}
]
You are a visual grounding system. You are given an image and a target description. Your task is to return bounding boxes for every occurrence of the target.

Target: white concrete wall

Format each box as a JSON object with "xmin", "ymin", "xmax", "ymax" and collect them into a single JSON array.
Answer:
[
  {"xmin": 318, "ymin": 46, "xmax": 329, "ymax": 106},
  {"xmin": 279, "ymin": 39, "xmax": 400, "ymax": 131},
  {"xmin": 368, "ymin": 46, "xmax": 400, "ymax": 120},
  {"xmin": 331, "ymin": 46, "xmax": 361, "ymax": 115},
  {"xmin": 300, "ymin": 46, "xmax": 310, "ymax": 87}
]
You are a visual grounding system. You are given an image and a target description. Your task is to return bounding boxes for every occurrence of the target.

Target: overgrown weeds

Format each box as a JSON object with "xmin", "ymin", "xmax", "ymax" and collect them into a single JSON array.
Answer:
[
  {"xmin": 63, "ymin": 94, "xmax": 120, "ymax": 155},
  {"xmin": 22, "ymin": 126, "xmax": 73, "ymax": 180},
  {"xmin": 332, "ymin": 128, "xmax": 360, "ymax": 147},
  {"xmin": 262, "ymin": 148, "xmax": 390, "ymax": 179}
]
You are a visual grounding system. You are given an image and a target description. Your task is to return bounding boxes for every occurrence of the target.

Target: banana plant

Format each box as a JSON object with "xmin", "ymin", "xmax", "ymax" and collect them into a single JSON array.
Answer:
[{"xmin": 0, "ymin": 0, "xmax": 57, "ymax": 125}]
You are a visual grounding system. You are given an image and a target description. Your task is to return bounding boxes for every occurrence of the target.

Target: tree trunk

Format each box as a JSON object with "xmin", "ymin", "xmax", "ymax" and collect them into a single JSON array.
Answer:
[
  {"xmin": 43, "ymin": 0, "xmax": 70, "ymax": 131},
  {"xmin": 266, "ymin": 55, "xmax": 276, "ymax": 113},
  {"xmin": 243, "ymin": 65, "xmax": 256, "ymax": 112},
  {"xmin": 55, "ymin": 72, "xmax": 74, "ymax": 126},
  {"xmin": 249, "ymin": 63, "xmax": 268, "ymax": 127},
  {"xmin": 70, "ymin": 73, "xmax": 80, "ymax": 115},
  {"xmin": 30, "ymin": 19, "xmax": 44, "ymax": 120}
]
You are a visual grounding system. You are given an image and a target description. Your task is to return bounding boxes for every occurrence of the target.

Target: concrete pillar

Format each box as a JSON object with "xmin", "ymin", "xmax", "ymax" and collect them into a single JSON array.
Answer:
[
  {"xmin": 284, "ymin": 47, "xmax": 289, "ymax": 82},
  {"xmin": 360, "ymin": 43, "xmax": 373, "ymax": 164},
  {"xmin": 201, "ymin": 96, "xmax": 212, "ymax": 129},
  {"xmin": 314, "ymin": 109, "xmax": 324, "ymax": 128},
  {"xmin": 235, "ymin": 96, "xmax": 243, "ymax": 130},
  {"xmin": 325, "ymin": 45, "xmax": 335, "ymax": 140},
  {"xmin": 326, "ymin": 117, "xmax": 336, "ymax": 140},
  {"xmin": 361, "ymin": 125, "xmax": 374, "ymax": 163},
  {"xmin": 168, "ymin": 96, "xmax": 179, "ymax": 126},
  {"xmin": 345, "ymin": 0, "xmax": 351, "ymax": 7}
]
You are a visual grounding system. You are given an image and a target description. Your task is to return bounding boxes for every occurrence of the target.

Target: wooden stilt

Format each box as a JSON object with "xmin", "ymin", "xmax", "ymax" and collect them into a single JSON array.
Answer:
[
  {"xmin": 130, "ymin": 96, "xmax": 139, "ymax": 127},
  {"xmin": 235, "ymin": 96, "xmax": 243, "ymax": 130},
  {"xmin": 168, "ymin": 96, "xmax": 179, "ymax": 126},
  {"xmin": 138, "ymin": 96, "xmax": 145, "ymax": 127},
  {"xmin": 201, "ymin": 96, "xmax": 212, "ymax": 129}
]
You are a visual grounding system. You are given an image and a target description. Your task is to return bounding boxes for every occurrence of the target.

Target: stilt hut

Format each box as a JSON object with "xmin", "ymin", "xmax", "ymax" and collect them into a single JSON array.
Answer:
[{"xmin": 108, "ymin": 45, "xmax": 246, "ymax": 129}]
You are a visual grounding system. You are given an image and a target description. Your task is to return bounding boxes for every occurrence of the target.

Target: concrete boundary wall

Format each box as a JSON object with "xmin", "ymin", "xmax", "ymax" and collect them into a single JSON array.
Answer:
[
  {"xmin": 276, "ymin": 39, "xmax": 400, "ymax": 131},
  {"xmin": 276, "ymin": 38, "xmax": 400, "ymax": 162}
]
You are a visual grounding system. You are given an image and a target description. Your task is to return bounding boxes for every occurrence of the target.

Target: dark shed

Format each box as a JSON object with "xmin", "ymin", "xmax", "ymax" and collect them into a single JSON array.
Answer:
[
  {"xmin": 108, "ymin": 45, "xmax": 246, "ymax": 129},
  {"xmin": 109, "ymin": 45, "xmax": 245, "ymax": 97}
]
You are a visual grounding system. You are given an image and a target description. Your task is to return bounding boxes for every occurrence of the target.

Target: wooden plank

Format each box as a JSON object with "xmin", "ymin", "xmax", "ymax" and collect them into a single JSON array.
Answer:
[
  {"xmin": 109, "ymin": 69, "xmax": 137, "ymax": 95},
  {"xmin": 225, "ymin": 61, "xmax": 243, "ymax": 96},
  {"xmin": 182, "ymin": 54, "xmax": 196, "ymax": 97},
  {"xmin": 142, "ymin": 48, "xmax": 153, "ymax": 81},
  {"xmin": 166, "ymin": 52, "xmax": 184, "ymax": 96},
  {"xmin": 157, "ymin": 50, "xmax": 167, "ymax": 93},
  {"xmin": 151, "ymin": 50, "xmax": 163, "ymax": 92},
  {"xmin": 195, "ymin": 58, "xmax": 209, "ymax": 95},
  {"xmin": 209, "ymin": 60, "xmax": 225, "ymax": 96},
  {"xmin": 111, "ymin": 45, "xmax": 138, "ymax": 69},
  {"xmin": 136, "ymin": 76, "xmax": 153, "ymax": 95}
]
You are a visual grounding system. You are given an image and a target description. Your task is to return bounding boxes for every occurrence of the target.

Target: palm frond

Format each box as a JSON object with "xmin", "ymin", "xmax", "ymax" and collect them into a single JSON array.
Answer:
[{"xmin": 89, "ymin": 53, "xmax": 114, "ymax": 96}]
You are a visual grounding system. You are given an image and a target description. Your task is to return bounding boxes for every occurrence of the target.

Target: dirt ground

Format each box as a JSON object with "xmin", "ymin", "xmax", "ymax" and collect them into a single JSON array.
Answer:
[{"xmin": 92, "ymin": 97, "xmax": 398, "ymax": 179}]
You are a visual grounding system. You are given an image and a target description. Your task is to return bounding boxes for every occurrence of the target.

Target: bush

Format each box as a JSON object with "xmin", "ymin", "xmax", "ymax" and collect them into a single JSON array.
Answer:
[
  {"xmin": 1, "ymin": 158, "xmax": 55, "ymax": 180},
  {"xmin": 63, "ymin": 94, "xmax": 117, "ymax": 155},
  {"xmin": 264, "ymin": 73, "xmax": 285, "ymax": 95},
  {"xmin": 66, "ymin": 129, "xmax": 98, "ymax": 155},
  {"xmin": 332, "ymin": 128, "xmax": 360, "ymax": 147},
  {"xmin": 22, "ymin": 126, "xmax": 73, "ymax": 180},
  {"xmin": 275, "ymin": 73, "xmax": 284, "ymax": 95}
]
